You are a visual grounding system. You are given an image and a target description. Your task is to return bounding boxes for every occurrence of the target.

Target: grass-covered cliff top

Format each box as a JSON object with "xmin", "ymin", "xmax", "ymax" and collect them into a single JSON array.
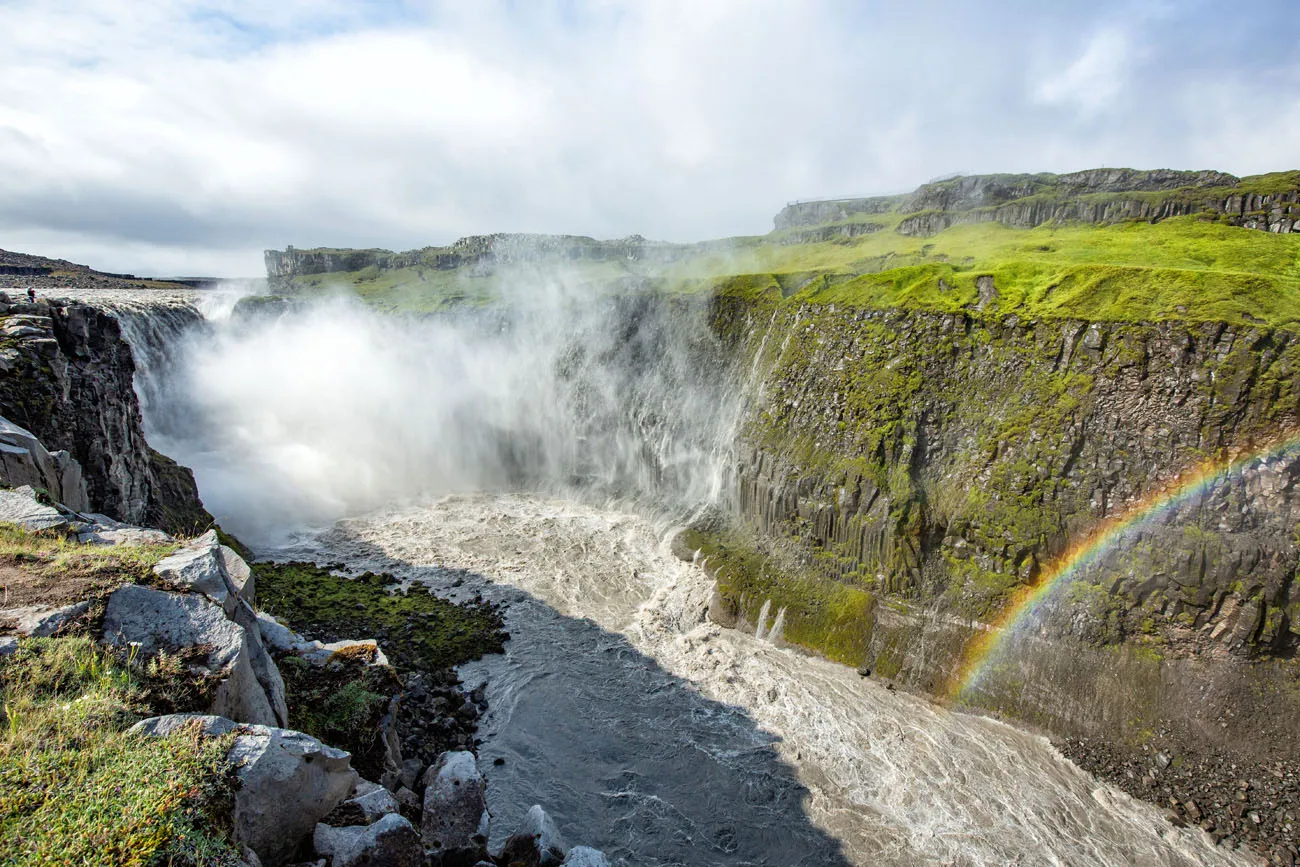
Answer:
[{"xmin": 267, "ymin": 167, "xmax": 1300, "ymax": 327}]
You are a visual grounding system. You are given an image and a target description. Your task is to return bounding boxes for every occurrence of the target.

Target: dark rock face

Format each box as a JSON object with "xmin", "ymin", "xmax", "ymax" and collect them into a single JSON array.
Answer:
[
  {"xmin": 0, "ymin": 294, "xmax": 209, "ymax": 531},
  {"xmin": 710, "ymin": 292, "xmax": 1300, "ymax": 768}
]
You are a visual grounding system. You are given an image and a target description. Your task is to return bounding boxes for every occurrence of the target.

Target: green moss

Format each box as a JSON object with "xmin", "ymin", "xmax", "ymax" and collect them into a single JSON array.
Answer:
[
  {"xmin": 252, "ymin": 562, "xmax": 506, "ymax": 672},
  {"xmin": 0, "ymin": 637, "xmax": 240, "ymax": 866},
  {"xmin": 680, "ymin": 527, "xmax": 876, "ymax": 666},
  {"xmin": 274, "ymin": 654, "xmax": 398, "ymax": 781}
]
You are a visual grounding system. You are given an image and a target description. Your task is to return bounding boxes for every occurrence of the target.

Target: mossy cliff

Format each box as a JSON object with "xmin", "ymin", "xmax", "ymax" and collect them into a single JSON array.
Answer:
[
  {"xmin": 775, "ymin": 168, "xmax": 1300, "ymax": 236},
  {"xmin": 703, "ymin": 278, "xmax": 1300, "ymax": 765}
]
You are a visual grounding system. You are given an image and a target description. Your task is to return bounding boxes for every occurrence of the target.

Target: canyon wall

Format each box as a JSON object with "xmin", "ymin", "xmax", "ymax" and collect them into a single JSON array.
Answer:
[
  {"xmin": 263, "ymin": 234, "xmax": 728, "ymax": 286},
  {"xmin": 704, "ymin": 280, "xmax": 1300, "ymax": 763},
  {"xmin": 776, "ymin": 168, "xmax": 1299, "ymax": 235},
  {"xmin": 0, "ymin": 293, "xmax": 209, "ymax": 532}
]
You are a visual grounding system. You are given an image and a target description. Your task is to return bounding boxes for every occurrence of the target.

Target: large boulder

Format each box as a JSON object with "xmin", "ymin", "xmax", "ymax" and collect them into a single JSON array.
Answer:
[
  {"xmin": 102, "ymin": 584, "xmax": 277, "ymax": 725},
  {"xmin": 154, "ymin": 531, "xmax": 244, "ymax": 614},
  {"xmin": 498, "ymin": 805, "xmax": 567, "ymax": 867},
  {"xmin": 313, "ymin": 814, "xmax": 422, "ymax": 867},
  {"xmin": 421, "ymin": 751, "xmax": 490, "ymax": 862},
  {"xmin": 153, "ymin": 535, "xmax": 287, "ymax": 726},
  {"xmin": 131, "ymin": 714, "xmax": 358, "ymax": 867},
  {"xmin": 0, "ymin": 415, "xmax": 89, "ymax": 511},
  {"xmin": 0, "ymin": 488, "xmax": 71, "ymax": 532}
]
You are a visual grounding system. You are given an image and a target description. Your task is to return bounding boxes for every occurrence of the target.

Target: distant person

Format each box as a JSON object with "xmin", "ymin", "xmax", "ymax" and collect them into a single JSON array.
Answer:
[{"xmin": 26, "ymin": 288, "xmax": 35, "ymax": 302}]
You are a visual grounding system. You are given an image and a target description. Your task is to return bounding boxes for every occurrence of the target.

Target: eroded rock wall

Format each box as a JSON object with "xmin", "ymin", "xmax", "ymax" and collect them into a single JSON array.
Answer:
[
  {"xmin": 0, "ymin": 294, "xmax": 209, "ymax": 531},
  {"xmin": 709, "ymin": 287, "xmax": 1300, "ymax": 760}
]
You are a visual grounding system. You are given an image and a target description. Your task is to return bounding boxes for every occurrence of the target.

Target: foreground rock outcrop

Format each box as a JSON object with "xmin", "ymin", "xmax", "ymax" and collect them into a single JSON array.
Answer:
[{"xmin": 0, "ymin": 417, "xmax": 607, "ymax": 866}]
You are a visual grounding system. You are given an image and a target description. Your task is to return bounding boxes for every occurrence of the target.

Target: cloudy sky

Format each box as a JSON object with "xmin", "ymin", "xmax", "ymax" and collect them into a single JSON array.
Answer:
[{"xmin": 1, "ymin": 0, "xmax": 1297, "ymax": 277}]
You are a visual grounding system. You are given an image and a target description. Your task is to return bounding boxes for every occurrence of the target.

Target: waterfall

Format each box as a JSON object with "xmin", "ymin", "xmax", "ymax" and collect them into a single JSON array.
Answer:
[
  {"xmin": 767, "ymin": 605, "xmax": 786, "ymax": 645},
  {"xmin": 114, "ymin": 284, "xmax": 744, "ymax": 544},
  {"xmin": 754, "ymin": 598, "xmax": 772, "ymax": 640}
]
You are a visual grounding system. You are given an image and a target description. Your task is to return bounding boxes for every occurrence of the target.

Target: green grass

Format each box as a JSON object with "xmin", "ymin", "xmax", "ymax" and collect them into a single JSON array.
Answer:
[
  {"xmin": 0, "ymin": 636, "xmax": 239, "ymax": 866},
  {"xmin": 252, "ymin": 562, "xmax": 506, "ymax": 672},
  {"xmin": 0, "ymin": 521, "xmax": 179, "ymax": 611},
  {"xmin": 274, "ymin": 653, "xmax": 397, "ymax": 782},
  {"xmin": 275, "ymin": 212, "xmax": 1300, "ymax": 327}
]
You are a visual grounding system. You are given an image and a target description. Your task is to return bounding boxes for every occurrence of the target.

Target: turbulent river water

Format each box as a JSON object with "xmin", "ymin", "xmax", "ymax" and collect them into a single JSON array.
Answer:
[
  {"xmin": 117, "ymin": 287, "xmax": 1253, "ymax": 867},
  {"xmin": 266, "ymin": 494, "xmax": 1246, "ymax": 867}
]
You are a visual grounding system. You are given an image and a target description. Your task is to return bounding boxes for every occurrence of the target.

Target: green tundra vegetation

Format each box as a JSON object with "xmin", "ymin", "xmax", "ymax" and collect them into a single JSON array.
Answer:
[
  {"xmin": 0, "ymin": 525, "xmax": 238, "ymax": 865},
  {"xmin": 273, "ymin": 190, "xmax": 1300, "ymax": 326},
  {"xmin": 0, "ymin": 637, "xmax": 240, "ymax": 866}
]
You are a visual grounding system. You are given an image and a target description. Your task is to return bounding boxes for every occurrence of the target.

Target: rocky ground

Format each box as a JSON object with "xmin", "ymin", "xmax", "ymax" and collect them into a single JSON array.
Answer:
[
  {"xmin": 1057, "ymin": 734, "xmax": 1300, "ymax": 866},
  {"xmin": 0, "ymin": 469, "xmax": 603, "ymax": 865},
  {"xmin": 1, "ymin": 273, "xmax": 198, "ymax": 306}
]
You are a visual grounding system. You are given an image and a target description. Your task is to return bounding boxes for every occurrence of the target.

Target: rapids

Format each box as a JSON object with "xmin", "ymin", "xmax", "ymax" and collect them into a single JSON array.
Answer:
[{"xmin": 269, "ymin": 493, "xmax": 1248, "ymax": 867}]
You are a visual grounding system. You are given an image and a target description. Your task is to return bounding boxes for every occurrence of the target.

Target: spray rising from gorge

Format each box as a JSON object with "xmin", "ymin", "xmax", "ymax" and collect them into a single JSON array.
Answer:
[{"xmin": 131, "ymin": 278, "xmax": 739, "ymax": 545}]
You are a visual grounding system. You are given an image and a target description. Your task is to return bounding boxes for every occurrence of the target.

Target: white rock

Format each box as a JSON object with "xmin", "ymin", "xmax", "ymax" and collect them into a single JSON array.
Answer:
[
  {"xmin": 347, "ymin": 784, "xmax": 400, "ymax": 823},
  {"xmin": 0, "ymin": 488, "xmax": 70, "ymax": 532},
  {"xmin": 154, "ymin": 532, "xmax": 237, "ymax": 614},
  {"xmin": 562, "ymin": 847, "xmax": 611, "ymax": 867},
  {"xmin": 128, "ymin": 713, "xmax": 240, "ymax": 738},
  {"xmin": 0, "ymin": 601, "xmax": 90, "ymax": 636},
  {"xmin": 132, "ymin": 713, "xmax": 357, "ymax": 867},
  {"xmin": 315, "ymin": 814, "xmax": 421, "ymax": 867},
  {"xmin": 77, "ymin": 525, "xmax": 173, "ymax": 546},
  {"xmin": 220, "ymin": 545, "xmax": 255, "ymax": 605},
  {"xmin": 302, "ymin": 638, "xmax": 389, "ymax": 668},
  {"xmin": 102, "ymin": 585, "xmax": 277, "ymax": 725},
  {"xmin": 229, "ymin": 599, "xmax": 288, "ymax": 727},
  {"xmin": 0, "ymin": 415, "xmax": 88, "ymax": 511},
  {"xmin": 254, "ymin": 611, "xmax": 315, "ymax": 655},
  {"xmin": 500, "ymin": 805, "xmax": 567, "ymax": 867},
  {"xmin": 228, "ymin": 727, "xmax": 358, "ymax": 865},
  {"xmin": 421, "ymin": 750, "xmax": 490, "ymax": 857}
]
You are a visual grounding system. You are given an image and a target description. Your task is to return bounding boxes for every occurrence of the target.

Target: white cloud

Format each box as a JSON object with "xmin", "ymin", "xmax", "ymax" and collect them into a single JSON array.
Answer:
[
  {"xmin": 1033, "ymin": 28, "xmax": 1132, "ymax": 115},
  {"xmin": 0, "ymin": 1, "xmax": 1296, "ymax": 276}
]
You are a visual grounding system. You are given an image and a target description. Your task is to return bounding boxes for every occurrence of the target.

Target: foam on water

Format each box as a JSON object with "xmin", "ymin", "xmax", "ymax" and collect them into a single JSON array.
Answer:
[{"xmin": 288, "ymin": 492, "xmax": 1250, "ymax": 867}]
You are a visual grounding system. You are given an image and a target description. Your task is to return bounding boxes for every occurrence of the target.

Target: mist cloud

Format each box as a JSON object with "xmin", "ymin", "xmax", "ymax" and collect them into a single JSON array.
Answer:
[{"xmin": 1, "ymin": 0, "xmax": 1298, "ymax": 276}]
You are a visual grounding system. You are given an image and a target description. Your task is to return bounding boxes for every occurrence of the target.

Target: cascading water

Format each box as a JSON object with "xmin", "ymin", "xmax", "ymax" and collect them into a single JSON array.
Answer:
[{"xmin": 118, "ymin": 282, "xmax": 1249, "ymax": 867}]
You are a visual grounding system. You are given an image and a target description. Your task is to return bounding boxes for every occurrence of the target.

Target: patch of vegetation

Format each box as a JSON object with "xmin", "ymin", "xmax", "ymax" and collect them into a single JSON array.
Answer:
[
  {"xmin": 0, "ymin": 636, "xmax": 239, "ymax": 866},
  {"xmin": 679, "ymin": 527, "xmax": 876, "ymax": 666},
  {"xmin": 0, "ymin": 522, "xmax": 178, "ymax": 609},
  {"xmin": 277, "ymin": 197, "xmax": 1300, "ymax": 328},
  {"xmin": 275, "ymin": 653, "xmax": 399, "ymax": 782},
  {"xmin": 252, "ymin": 562, "xmax": 507, "ymax": 672}
]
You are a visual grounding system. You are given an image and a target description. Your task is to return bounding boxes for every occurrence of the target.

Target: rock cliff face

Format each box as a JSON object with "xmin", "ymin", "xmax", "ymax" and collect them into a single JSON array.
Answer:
[
  {"xmin": 775, "ymin": 168, "xmax": 1299, "ymax": 235},
  {"xmin": 706, "ymin": 285, "xmax": 1300, "ymax": 765},
  {"xmin": 264, "ymin": 234, "xmax": 724, "ymax": 286},
  {"xmin": 0, "ymin": 293, "xmax": 209, "ymax": 532}
]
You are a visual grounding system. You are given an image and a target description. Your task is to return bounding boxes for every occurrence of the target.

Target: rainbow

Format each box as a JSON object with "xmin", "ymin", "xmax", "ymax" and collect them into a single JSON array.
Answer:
[{"xmin": 944, "ymin": 430, "xmax": 1300, "ymax": 702}]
